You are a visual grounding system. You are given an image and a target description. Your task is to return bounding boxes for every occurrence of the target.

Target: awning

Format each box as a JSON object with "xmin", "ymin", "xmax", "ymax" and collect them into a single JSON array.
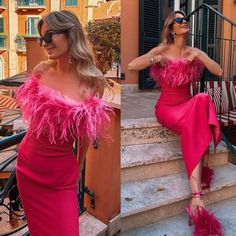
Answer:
[
  {"xmin": 0, "ymin": 95, "xmax": 19, "ymax": 112},
  {"xmin": 0, "ymin": 71, "xmax": 27, "ymax": 87}
]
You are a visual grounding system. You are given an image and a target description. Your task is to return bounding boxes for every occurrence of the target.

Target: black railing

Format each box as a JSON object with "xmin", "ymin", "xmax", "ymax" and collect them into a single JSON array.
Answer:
[
  {"xmin": 0, "ymin": 132, "xmax": 27, "ymax": 236},
  {"xmin": 0, "ymin": 131, "xmax": 92, "ymax": 235},
  {"xmin": 188, "ymin": 4, "xmax": 236, "ymax": 151}
]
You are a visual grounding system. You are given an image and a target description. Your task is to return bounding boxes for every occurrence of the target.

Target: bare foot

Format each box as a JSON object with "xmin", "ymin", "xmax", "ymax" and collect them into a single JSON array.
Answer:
[{"xmin": 190, "ymin": 197, "xmax": 205, "ymax": 211}]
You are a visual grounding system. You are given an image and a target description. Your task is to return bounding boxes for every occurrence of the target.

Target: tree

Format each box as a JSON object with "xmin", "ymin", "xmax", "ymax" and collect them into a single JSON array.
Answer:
[{"xmin": 87, "ymin": 16, "xmax": 120, "ymax": 74}]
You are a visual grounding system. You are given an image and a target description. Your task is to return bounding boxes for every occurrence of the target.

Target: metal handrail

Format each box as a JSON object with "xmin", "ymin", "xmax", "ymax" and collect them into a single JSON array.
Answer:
[
  {"xmin": 0, "ymin": 131, "xmax": 26, "ymax": 150},
  {"xmin": 188, "ymin": 3, "xmax": 236, "ymax": 156},
  {"xmin": 188, "ymin": 4, "xmax": 236, "ymax": 27}
]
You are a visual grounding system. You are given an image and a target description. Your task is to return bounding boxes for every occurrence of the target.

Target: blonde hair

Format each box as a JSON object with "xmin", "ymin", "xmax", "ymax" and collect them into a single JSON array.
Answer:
[
  {"xmin": 161, "ymin": 10, "xmax": 187, "ymax": 44},
  {"xmin": 37, "ymin": 10, "xmax": 110, "ymax": 91}
]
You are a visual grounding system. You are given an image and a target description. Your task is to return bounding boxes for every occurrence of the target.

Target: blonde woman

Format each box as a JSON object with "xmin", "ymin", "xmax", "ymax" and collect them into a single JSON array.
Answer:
[
  {"xmin": 129, "ymin": 11, "xmax": 224, "ymax": 235},
  {"xmin": 15, "ymin": 11, "xmax": 112, "ymax": 236}
]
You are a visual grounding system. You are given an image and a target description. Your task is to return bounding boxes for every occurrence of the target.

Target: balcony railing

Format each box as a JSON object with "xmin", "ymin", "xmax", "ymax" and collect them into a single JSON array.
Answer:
[
  {"xmin": 16, "ymin": 0, "xmax": 46, "ymax": 13},
  {"xmin": 0, "ymin": 34, "xmax": 6, "ymax": 50},
  {"xmin": 15, "ymin": 35, "xmax": 26, "ymax": 52}
]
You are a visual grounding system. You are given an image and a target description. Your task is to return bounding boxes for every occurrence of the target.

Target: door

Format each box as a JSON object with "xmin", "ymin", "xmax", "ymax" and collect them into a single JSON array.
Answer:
[{"xmin": 139, "ymin": 0, "xmax": 163, "ymax": 89}]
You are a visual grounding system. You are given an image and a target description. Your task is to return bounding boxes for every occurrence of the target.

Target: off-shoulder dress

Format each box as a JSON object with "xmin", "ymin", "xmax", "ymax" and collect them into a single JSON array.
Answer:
[
  {"xmin": 150, "ymin": 58, "xmax": 221, "ymax": 179},
  {"xmin": 15, "ymin": 74, "xmax": 112, "ymax": 236}
]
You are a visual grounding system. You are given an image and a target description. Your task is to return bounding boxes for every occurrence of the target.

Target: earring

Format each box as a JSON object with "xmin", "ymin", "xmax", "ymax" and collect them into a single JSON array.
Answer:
[{"xmin": 68, "ymin": 54, "xmax": 73, "ymax": 64}]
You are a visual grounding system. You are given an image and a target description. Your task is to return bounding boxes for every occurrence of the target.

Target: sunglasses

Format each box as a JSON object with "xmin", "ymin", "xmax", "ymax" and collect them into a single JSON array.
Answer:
[
  {"xmin": 174, "ymin": 17, "xmax": 190, "ymax": 24},
  {"xmin": 37, "ymin": 30, "xmax": 67, "ymax": 46}
]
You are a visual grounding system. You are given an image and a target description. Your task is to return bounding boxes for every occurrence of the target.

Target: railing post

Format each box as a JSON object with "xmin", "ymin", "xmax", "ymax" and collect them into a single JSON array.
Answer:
[{"xmin": 200, "ymin": 6, "xmax": 208, "ymax": 92}]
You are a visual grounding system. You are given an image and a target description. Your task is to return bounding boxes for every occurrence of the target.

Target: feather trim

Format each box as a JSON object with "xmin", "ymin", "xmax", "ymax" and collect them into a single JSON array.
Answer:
[
  {"xmin": 150, "ymin": 58, "xmax": 204, "ymax": 88},
  {"xmin": 201, "ymin": 166, "xmax": 214, "ymax": 189},
  {"xmin": 192, "ymin": 208, "xmax": 224, "ymax": 236},
  {"xmin": 15, "ymin": 75, "xmax": 113, "ymax": 144}
]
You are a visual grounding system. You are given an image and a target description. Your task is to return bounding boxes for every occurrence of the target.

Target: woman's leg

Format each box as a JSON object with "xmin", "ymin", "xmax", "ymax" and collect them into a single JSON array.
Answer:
[
  {"xmin": 187, "ymin": 160, "xmax": 224, "ymax": 235},
  {"xmin": 201, "ymin": 151, "xmax": 214, "ymax": 189},
  {"xmin": 189, "ymin": 161, "xmax": 205, "ymax": 210}
]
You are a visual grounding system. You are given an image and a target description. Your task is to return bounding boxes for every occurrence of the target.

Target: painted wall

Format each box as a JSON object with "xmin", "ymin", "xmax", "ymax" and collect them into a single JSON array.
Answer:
[
  {"xmin": 121, "ymin": 0, "xmax": 139, "ymax": 84},
  {"xmin": 93, "ymin": 1, "xmax": 120, "ymax": 19},
  {"xmin": 61, "ymin": 0, "xmax": 88, "ymax": 26},
  {"xmin": 0, "ymin": 4, "xmax": 8, "ymax": 79},
  {"xmin": 222, "ymin": 0, "xmax": 236, "ymax": 77}
]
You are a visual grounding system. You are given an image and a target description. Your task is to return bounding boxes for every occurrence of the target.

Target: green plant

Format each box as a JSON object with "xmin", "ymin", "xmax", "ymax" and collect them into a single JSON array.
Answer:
[{"xmin": 87, "ymin": 16, "xmax": 120, "ymax": 74}]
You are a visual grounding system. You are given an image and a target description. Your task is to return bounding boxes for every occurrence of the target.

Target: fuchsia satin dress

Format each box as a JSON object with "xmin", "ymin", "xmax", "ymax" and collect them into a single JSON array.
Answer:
[
  {"xmin": 15, "ymin": 75, "xmax": 112, "ymax": 236},
  {"xmin": 150, "ymin": 58, "xmax": 221, "ymax": 178}
]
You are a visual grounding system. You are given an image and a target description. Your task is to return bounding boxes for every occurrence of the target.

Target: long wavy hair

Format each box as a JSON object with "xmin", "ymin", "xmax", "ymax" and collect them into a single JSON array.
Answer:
[
  {"xmin": 161, "ymin": 10, "xmax": 187, "ymax": 44},
  {"xmin": 37, "ymin": 10, "xmax": 110, "ymax": 91}
]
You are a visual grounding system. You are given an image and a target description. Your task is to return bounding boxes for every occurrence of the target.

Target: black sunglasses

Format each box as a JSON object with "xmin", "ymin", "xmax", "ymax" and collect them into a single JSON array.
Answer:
[
  {"xmin": 37, "ymin": 30, "xmax": 67, "ymax": 46},
  {"xmin": 174, "ymin": 17, "xmax": 190, "ymax": 24}
]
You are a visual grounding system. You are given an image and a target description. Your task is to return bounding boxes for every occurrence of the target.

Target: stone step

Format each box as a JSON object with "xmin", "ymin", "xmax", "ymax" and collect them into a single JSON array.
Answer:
[
  {"xmin": 121, "ymin": 164, "xmax": 236, "ymax": 232},
  {"xmin": 10, "ymin": 212, "xmax": 107, "ymax": 236},
  {"xmin": 122, "ymin": 196, "xmax": 236, "ymax": 236},
  {"xmin": 121, "ymin": 140, "xmax": 228, "ymax": 183},
  {"xmin": 121, "ymin": 117, "xmax": 179, "ymax": 146}
]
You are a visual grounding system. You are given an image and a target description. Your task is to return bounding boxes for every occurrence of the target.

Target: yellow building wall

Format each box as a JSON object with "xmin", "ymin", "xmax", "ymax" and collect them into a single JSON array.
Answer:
[
  {"xmin": 0, "ymin": 4, "xmax": 9, "ymax": 78},
  {"xmin": 16, "ymin": 0, "xmax": 51, "ymax": 74},
  {"xmin": 121, "ymin": 0, "xmax": 139, "ymax": 84},
  {"xmin": 61, "ymin": 0, "xmax": 88, "ymax": 26},
  {"xmin": 93, "ymin": 1, "xmax": 120, "ymax": 20}
]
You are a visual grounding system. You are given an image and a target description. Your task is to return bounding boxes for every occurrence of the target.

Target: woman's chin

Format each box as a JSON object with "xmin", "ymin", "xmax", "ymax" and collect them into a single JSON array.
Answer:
[{"xmin": 47, "ymin": 54, "xmax": 57, "ymax": 60}]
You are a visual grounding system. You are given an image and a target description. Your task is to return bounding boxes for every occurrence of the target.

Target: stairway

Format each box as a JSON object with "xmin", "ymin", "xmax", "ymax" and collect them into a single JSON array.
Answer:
[
  {"xmin": 10, "ymin": 212, "xmax": 107, "ymax": 236},
  {"xmin": 120, "ymin": 92, "xmax": 236, "ymax": 235}
]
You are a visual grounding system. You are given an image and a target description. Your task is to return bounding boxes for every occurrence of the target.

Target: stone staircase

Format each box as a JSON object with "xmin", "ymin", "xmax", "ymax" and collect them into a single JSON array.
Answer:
[
  {"xmin": 11, "ymin": 212, "xmax": 107, "ymax": 236},
  {"xmin": 121, "ymin": 116, "xmax": 236, "ymax": 235}
]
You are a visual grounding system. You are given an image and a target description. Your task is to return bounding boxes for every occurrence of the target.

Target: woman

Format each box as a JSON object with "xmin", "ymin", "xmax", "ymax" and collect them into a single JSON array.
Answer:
[
  {"xmin": 15, "ymin": 11, "xmax": 112, "ymax": 236},
  {"xmin": 128, "ymin": 10, "xmax": 224, "ymax": 235}
]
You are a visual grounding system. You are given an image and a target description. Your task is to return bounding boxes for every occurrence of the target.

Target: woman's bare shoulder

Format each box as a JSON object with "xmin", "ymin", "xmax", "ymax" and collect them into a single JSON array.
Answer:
[
  {"xmin": 187, "ymin": 46, "xmax": 203, "ymax": 54},
  {"xmin": 32, "ymin": 60, "xmax": 55, "ymax": 76}
]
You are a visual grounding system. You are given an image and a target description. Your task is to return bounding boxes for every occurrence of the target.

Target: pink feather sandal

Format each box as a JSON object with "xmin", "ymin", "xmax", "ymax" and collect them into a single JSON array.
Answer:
[{"xmin": 185, "ymin": 191, "xmax": 224, "ymax": 236}]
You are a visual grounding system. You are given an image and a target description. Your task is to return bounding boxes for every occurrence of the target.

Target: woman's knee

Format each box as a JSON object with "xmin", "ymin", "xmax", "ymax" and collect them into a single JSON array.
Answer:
[{"xmin": 194, "ymin": 93, "xmax": 210, "ymax": 102}]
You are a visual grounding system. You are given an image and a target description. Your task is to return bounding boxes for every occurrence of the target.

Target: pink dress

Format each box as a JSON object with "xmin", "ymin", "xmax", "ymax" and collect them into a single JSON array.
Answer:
[
  {"xmin": 150, "ymin": 58, "xmax": 221, "ymax": 178},
  {"xmin": 15, "ymin": 75, "xmax": 112, "ymax": 236}
]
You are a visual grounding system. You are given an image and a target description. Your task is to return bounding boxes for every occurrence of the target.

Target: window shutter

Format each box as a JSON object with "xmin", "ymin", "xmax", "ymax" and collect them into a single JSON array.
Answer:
[
  {"xmin": 203, "ymin": 0, "xmax": 221, "ymax": 61},
  {"xmin": 139, "ymin": 0, "xmax": 163, "ymax": 89},
  {"xmin": 0, "ymin": 18, "xmax": 3, "ymax": 33}
]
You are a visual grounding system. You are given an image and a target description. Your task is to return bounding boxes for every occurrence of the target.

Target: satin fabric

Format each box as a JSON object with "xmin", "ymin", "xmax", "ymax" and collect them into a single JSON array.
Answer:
[
  {"xmin": 15, "ymin": 75, "xmax": 111, "ymax": 236},
  {"xmin": 152, "ymin": 59, "xmax": 221, "ymax": 178},
  {"xmin": 17, "ymin": 134, "xmax": 79, "ymax": 236}
]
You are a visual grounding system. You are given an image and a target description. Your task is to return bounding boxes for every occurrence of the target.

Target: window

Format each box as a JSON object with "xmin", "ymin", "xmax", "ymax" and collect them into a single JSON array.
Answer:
[
  {"xmin": 0, "ymin": 57, "xmax": 3, "ymax": 80},
  {"xmin": 66, "ymin": 0, "xmax": 77, "ymax": 7},
  {"xmin": 0, "ymin": 18, "xmax": 3, "ymax": 33},
  {"xmin": 26, "ymin": 17, "xmax": 40, "ymax": 36}
]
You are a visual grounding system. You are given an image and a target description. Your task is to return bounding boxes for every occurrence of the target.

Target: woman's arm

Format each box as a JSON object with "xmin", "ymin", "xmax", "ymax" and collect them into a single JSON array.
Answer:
[
  {"xmin": 77, "ymin": 137, "xmax": 89, "ymax": 178},
  {"xmin": 128, "ymin": 44, "xmax": 167, "ymax": 71},
  {"xmin": 193, "ymin": 48, "xmax": 223, "ymax": 77}
]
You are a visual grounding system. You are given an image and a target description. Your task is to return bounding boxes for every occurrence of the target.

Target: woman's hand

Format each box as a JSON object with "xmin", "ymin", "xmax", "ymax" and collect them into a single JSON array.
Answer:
[
  {"xmin": 77, "ymin": 137, "xmax": 89, "ymax": 180},
  {"xmin": 156, "ymin": 55, "xmax": 168, "ymax": 66}
]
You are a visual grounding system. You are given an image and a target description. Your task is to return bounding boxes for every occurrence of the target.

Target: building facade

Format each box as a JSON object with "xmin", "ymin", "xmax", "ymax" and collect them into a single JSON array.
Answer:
[{"xmin": 0, "ymin": 0, "xmax": 120, "ymax": 80}]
